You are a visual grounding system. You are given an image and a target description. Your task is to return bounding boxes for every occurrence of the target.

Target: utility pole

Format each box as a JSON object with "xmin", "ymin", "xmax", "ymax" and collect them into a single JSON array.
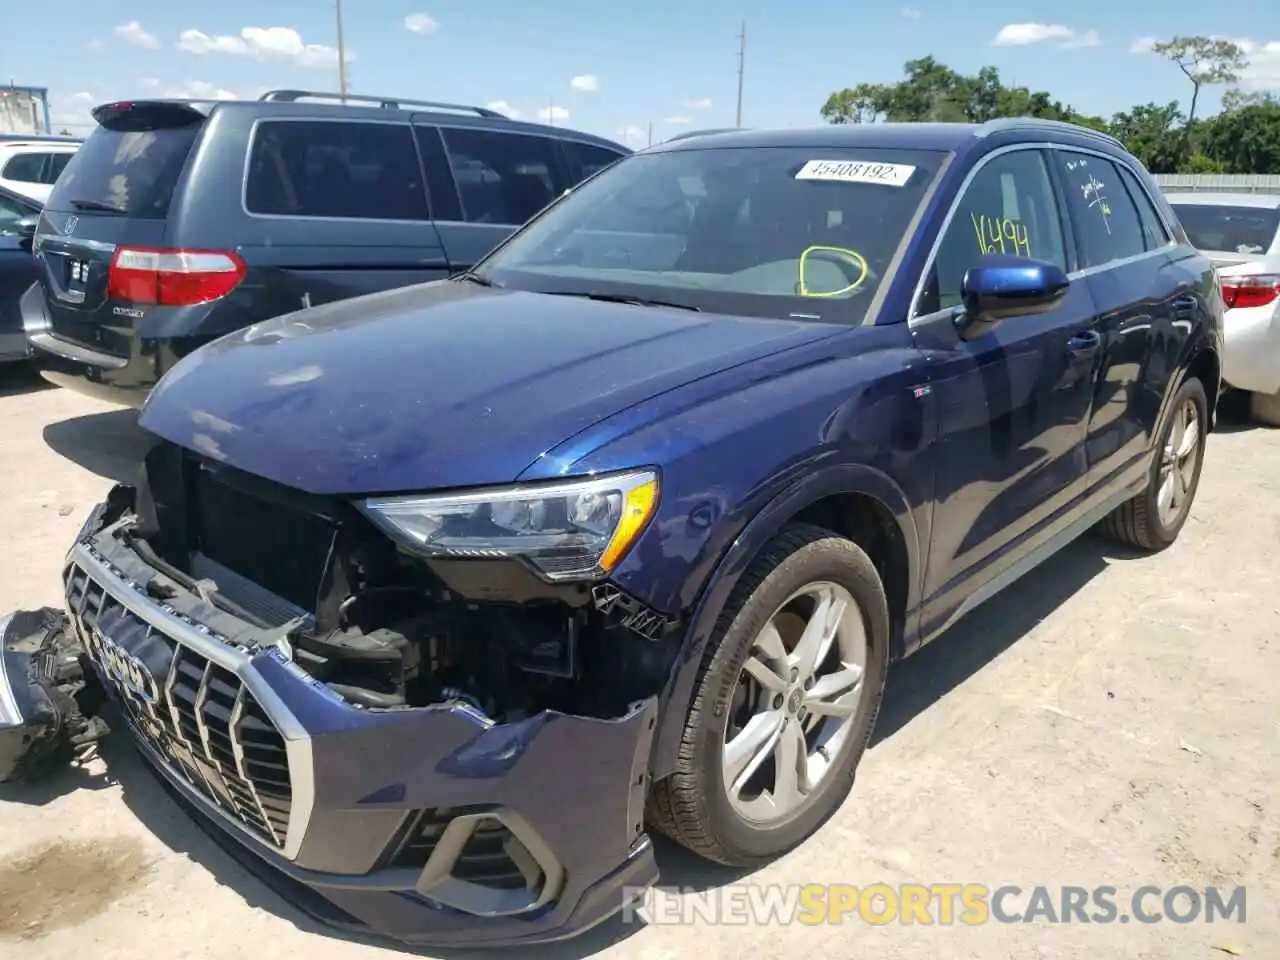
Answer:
[
  {"xmin": 335, "ymin": 0, "xmax": 349, "ymax": 99},
  {"xmin": 735, "ymin": 20, "xmax": 746, "ymax": 128},
  {"xmin": 647, "ymin": 121, "xmax": 653, "ymax": 146},
  {"xmin": 548, "ymin": 95, "xmax": 555, "ymax": 125}
]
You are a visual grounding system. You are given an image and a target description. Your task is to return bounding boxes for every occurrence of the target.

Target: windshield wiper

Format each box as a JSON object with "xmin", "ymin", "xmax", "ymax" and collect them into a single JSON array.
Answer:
[
  {"xmin": 68, "ymin": 199, "xmax": 126, "ymax": 215},
  {"xmin": 541, "ymin": 291, "xmax": 701, "ymax": 312}
]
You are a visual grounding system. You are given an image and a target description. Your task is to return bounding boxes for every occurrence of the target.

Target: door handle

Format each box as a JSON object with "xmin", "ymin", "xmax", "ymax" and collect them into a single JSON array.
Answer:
[
  {"xmin": 1172, "ymin": 295, "xmax": 1198, "ymax": 319},
  {"xmin": 1066, "ymin": 330, "xmax": 1101, "ymax": 357}
]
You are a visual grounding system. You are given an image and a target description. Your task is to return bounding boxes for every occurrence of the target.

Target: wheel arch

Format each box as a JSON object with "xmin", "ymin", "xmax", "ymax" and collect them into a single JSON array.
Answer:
[{"xmin": 649, "ymin": 463, "xmax": 921, "ymax": 781}]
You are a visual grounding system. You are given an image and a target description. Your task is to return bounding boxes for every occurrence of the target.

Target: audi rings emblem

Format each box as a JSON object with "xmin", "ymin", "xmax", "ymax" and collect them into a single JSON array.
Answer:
[{"xmin": 90, "ymin": 629, "xmax": 159, "ymax": 704}]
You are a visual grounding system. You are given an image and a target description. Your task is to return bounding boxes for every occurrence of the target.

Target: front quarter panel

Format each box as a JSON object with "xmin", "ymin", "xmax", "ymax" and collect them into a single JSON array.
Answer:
[{"xmin": 532, "ymin": 325, "xmax": 937, "ymax": 777}]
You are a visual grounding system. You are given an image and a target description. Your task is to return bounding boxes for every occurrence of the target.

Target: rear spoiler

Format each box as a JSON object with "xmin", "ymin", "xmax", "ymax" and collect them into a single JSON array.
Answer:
[{"xmin": 90, "ymin": 100, "xmax": 214, "ymax": 130}]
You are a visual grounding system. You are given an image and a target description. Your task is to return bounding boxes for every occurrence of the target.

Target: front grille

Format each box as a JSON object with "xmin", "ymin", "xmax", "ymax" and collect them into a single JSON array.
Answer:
[{"xmin": 65, "ymin": 560, "xmax": 293, "ymax": 849}]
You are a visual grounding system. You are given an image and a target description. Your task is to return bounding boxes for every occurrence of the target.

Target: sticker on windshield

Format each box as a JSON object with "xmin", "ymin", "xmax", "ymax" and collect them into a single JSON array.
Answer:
[{"xmin": 795, "ymin": 160, "xmax": 916, "ymax": 187}]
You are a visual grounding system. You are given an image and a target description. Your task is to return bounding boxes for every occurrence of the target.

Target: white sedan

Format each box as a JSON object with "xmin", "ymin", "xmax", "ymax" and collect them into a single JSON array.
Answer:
[{"xmin": 1166, "ymin": 192, "xmax": 1280, "ymax": 426}]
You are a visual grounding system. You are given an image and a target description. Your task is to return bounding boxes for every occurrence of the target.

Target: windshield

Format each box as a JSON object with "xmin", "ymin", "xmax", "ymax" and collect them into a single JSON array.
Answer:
[
  {"xmin": 1172, "ymin": 203, "xmax": 1280, "ymax": 256},
  {"xmin": 472, "ymin": 145, "xmax": 947, "ymax": 324}
]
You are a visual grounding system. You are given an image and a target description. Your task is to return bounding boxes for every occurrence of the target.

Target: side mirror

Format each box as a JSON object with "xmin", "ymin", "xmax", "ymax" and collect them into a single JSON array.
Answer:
[
  {"xmin": 15, "ymin": 217, "xmax": 38, "ymax": 244},
  {"xmin": 955, "ymin": 254, "xmax": 1069, "ymax": 341}
]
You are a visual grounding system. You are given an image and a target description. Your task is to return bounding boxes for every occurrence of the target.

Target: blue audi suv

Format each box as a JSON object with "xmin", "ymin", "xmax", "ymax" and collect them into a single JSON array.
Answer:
[{"xmin": 63, "ymin": 118, "xmax": 1221, "ymax": 947}]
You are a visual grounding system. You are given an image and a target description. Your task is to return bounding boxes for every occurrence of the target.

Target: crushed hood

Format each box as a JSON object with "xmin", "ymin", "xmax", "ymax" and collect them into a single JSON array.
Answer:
[{"xmin": 139, "ymin": 279, "xmax": 834, "ymax": 495}]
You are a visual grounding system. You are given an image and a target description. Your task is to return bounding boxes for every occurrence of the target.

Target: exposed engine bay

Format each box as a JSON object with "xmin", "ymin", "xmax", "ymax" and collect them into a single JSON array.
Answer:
[{"xmin": 96, "ymin": 441, "xmax": 684, "ymax": 724}]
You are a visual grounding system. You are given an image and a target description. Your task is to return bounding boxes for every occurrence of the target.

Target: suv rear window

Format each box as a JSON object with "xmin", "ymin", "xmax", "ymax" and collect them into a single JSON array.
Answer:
[
  {"xmin": 245, "ymin": 120, "xmax": 429, "ymax": 220},
  {"xmin": 48, "ymin": 124, "xmax": 200, "ymax": 218},
  {"xmin": 1171, "ymin": 203, "xmax": 1280, "ymax": 255}
]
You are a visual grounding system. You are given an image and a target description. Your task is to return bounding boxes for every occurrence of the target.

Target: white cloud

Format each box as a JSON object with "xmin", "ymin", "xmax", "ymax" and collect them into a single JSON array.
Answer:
[
  {"xmin": 537, "ymin": 105, "xmax": 569, "ymax": 122},
  {"xmin": 683, "ymin": 97, "xmax": 712, "ymax": 109},
  {"xmin": 663, "ymin": 116, "xmax": 692, "ymax": 124},
  {"xmin": 164, "ymin": 80, "xmax": 239, "ymax": 101},
  {"xmin": 1232, "ymin": 38, "xmax": 1280, "ymax": 89},
  {"xmin": 992, "ymin": 23, "xmax": 1100, "ymax": 48},
  {"xmin": 69, "ymin": 92, "xmax": 95, "ymax": 103},
  {"xmin": 177, "ymin": 26, "xmax": 347, "ymax": 68},
  {"xmin": 139, "ymin": 78, "xmax": 161, "ymax": 88},
  {"xmin": 570, "ymin": 74, "xmax": 599, "ymax": 92},
  {"xmin": 404, "ymin": 13, "xmax": 439, "ymax": 35},
  {"xmin": 115, "ymin": 21, "xmax": 160, "ymax": 49},
  {"xmin": 901, "ymin": 6, "xmax": 923, "ymax": 19},
  {"xmin": 1130, "ymin": 36, "xmax": 1157, "ymax": 54},
  {"xmin": 485, "ymin": 100, "xmax": 520, "ymax": 118}
]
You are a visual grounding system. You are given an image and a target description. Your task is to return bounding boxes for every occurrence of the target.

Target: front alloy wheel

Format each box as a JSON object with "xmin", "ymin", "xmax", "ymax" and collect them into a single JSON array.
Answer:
[{"xmin": 648, "ymin": 524, "xmax": 889, "ymax": 866}]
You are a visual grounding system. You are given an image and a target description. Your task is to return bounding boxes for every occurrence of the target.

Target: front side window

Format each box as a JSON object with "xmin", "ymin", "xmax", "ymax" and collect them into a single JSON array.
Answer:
[
  {"xmin": 2, "ymin": 153, "xmax": 46, "ymax": 183},
  {"xmin": 1171, "ymin": 203, "xmax": 1280, "ymax": 256},
  {"xmin": 473, "ymin": 146, "xmax": 946, "ymax": 324},
  {"xmin": 0, "ymin": 193, "xmax": 33, "ymax": 235},
  {"xmin": 245, "ymin": 120, "xmax": 428, "ymax": 221},
  {"xmin": 921, "ymin": 148, "xmax": 1066, "ymax": 314}
]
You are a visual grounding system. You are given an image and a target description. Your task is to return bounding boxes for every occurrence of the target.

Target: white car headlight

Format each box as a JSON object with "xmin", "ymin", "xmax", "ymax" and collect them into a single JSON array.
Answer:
[{"xmin": 359, "ymin": 469, "xmax": 660, "ymax": 581}]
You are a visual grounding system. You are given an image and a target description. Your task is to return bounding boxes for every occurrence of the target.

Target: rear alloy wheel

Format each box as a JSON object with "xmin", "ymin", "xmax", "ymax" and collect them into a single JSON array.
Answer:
[
  {"xmin": 1098, "ymin": 375, "xmax": 1207, "ymax": 552},
  {"xmin": 647, "ymin": 524, "xmax": 889, "ymax": 866}
]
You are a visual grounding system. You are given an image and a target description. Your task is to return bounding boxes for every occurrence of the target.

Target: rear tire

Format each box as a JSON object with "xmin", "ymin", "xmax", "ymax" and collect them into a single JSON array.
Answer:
[
  {"xmin": 1098, "ymin": 375, "xmax": 1207, "ymax": 552},
  {"xmin": 1249, "ymin": 390, "xmax": 1280, "ymax": 427},
  {"xmin": 647, "ymin": 523, "xmax": 889, "ymax": 866}
]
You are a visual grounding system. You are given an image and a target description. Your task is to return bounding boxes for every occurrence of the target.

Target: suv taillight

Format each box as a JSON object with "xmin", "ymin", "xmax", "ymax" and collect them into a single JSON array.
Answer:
[
  {"xmin": 1220, "ymin": 274, "xmax": 1280, "ymax": 310},
  {"xmin": 108, "ymin": 246, "xmax": 247, "ymax": 306}
]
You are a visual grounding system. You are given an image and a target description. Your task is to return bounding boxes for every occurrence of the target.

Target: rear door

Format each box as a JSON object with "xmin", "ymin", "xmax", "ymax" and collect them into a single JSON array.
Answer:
[
  {"xmin": 236, "ymin": 117, "xmax": 449, "ymax": 310},
  {"xmin": 418, "ymin": 122, "xmax": 576, "ymax": 271},
  {"xmin": 1049, "ymin": 149, "xmax": 1202, "ymax": 494},
  {"xmin": 34, "ymin": 101, "xmax": 204, "ymax": 360}
]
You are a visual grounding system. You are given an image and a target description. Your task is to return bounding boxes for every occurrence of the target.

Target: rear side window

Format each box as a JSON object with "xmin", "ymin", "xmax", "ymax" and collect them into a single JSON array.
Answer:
[
  {"xmin": 2, "ymin": 153, "xmax": 47, "ymax": 183},
  {"xmin": 1052, "ymin": 151, "xmax": 1147, "ymax": 269},
  {"xmin": 1171, "ymin": 203, "xmax": 1280, "ymax": 255},
  {"xmin": 245, "ymin": 120, "xmax": 428, "ymax": 221},
  {"xmin": 562, "ymin": 140, "xmax": 625, "ymax": 181},
  {"xmin": 441, "ymin": 128, "xmax": 566, "ymax": 226},
  {"xmin": 1115, "ymin": 165, "xmax": 1170, "ymax": 251},
  {"xmin": 46, "ymin": 152, "xmax": 74, "ymax": 183},
  {"xmin": 0, "ymin": 192, "xmax": 35, "ymax": 235},
  {"xmin": 48, "ymin": 126, "xmax": 200, "ymax": 218}
]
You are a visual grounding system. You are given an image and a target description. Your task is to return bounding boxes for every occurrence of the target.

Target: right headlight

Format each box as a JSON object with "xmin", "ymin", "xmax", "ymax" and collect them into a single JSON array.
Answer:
[{"xmin": 359, "ymin": 469, "xmax": 660, "ymax": 582}]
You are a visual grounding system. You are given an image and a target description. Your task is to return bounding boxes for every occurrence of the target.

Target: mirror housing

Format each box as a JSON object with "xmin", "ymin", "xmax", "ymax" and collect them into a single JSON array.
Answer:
[
  {"xmin": 15, "ymin": 217, "xmax": 38, "ymax": 243},
  {"xmin": 955, "ymin": 254, "xmax": 1069, "ymax": 341}
]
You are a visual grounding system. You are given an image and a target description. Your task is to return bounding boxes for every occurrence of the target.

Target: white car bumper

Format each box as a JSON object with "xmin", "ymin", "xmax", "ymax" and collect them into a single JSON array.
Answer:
[{"xmin": 1222, "ymin": 302, "xmax": 1280, "ymax": 395}]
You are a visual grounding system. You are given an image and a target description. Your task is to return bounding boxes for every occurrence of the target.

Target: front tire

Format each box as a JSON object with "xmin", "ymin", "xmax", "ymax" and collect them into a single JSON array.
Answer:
[
  {"xmin": 647, "ymin": 523, "xmax": 889, "ymax": 866},
  {"xmin": 1098, "ymin": 375, "xmax": 1208, "ymax": 552}
]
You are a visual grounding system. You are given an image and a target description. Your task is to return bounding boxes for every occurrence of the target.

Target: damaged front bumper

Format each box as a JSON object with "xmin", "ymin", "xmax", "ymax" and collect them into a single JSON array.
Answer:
[{"xmin": 64, "ymin": 504, "xmax": 660, "ymax": 947}]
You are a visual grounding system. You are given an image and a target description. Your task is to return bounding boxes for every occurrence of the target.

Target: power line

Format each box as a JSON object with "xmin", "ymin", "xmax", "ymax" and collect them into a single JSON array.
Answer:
[
  {"xmin": 735, "ymin": 21, "xmax": 746, "ymax": 127},
  {"xmin": 335, "ymin": 0, "xmax": 349, "ymax": 99}
]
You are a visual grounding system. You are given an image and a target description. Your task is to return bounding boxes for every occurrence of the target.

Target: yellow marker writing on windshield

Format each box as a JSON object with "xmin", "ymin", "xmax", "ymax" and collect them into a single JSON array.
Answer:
[{"xmin": 797, "ymin": 246, "xmax": 868, "ymax": 298}]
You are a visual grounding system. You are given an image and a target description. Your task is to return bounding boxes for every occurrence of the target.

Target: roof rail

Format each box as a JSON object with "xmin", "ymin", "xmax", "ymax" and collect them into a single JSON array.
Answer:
[
  {"xmin": 978, "ymin": 116, "xmax": 1124, "ymax": 148},
  {"xmin": 258, "ymin": 89, "xmax": 504, "ymax": 118}
]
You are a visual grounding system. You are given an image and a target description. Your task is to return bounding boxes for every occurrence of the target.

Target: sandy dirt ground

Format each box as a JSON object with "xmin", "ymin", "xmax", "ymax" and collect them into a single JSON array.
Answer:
[{"xmin": 0, "ymin": 364, "xmax": 1276, "ymax": 960}]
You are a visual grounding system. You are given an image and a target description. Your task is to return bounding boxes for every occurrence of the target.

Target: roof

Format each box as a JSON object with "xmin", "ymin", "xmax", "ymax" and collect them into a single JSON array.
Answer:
[
  {"xmin": 645, "ymin": 118, "xmax": 1124, "ymax": 155},
  {"xmin": 1163, "ymin": 192, "xmax": 1280, "ymax": 208}
]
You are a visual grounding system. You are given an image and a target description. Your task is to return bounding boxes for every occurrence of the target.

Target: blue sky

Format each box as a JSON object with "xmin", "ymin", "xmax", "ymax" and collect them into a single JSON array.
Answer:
[{"xmin": 5, "ymin": 1, "xmax": 1279, "ymax": 146}]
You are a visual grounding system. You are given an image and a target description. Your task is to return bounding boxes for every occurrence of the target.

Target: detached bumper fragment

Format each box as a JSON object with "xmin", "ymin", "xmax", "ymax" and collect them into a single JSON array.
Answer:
[
  {"xmin": 64, "ymin": 491, "xmax": 661, "ymax": 947},
  {"xmin": 0, "ymin": 607, "xmax": 110, "ymax": 783}
]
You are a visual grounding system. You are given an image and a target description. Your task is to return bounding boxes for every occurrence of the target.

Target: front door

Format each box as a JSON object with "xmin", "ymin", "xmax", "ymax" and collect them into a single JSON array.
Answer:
[{"xmin": 911, "ymin": 146, "xmax": 1101, "ymax": 638}]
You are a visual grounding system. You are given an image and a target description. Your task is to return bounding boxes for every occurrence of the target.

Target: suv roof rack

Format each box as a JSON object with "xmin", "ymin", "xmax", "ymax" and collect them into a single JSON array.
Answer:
[
  {"xmin": 977, "ymin": 116, "xmax": 1124, "ymax": 149},
  {"xmin": 258, "ymin": 89, "xmax": 505, "ymax": 118}
]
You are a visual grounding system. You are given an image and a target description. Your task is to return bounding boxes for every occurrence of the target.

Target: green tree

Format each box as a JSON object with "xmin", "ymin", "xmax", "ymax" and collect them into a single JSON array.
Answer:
[
  {"xmin": 820, "ymin": 83, "xmax": 890, "ymax": 124},
  {"xmin": 1108, "ymin": 102, "xmax": 1185, "ymax": 173},
  {"xmin": 1202, "ymin": 101, "xmax": 1280, "ymax": 174},
  {"xmin": 1150, "ymin": 36, "xmax": 1246, "ymax": 158},
  {"xmin": 1220, "ymin": 89, "xmax": 1278, "ymax": 112}
]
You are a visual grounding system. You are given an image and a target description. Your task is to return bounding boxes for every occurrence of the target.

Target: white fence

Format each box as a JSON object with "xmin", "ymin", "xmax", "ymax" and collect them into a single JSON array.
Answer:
[{"xmin": 1154, "ymin": 174, "xmax": 1280, "ymax": 195}]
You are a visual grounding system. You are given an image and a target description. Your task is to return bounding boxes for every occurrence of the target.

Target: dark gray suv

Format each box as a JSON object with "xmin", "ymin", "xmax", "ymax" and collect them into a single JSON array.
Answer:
[{"xmin": 22, "ymin": 89, "xmax": 629, "ymax": 407}]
